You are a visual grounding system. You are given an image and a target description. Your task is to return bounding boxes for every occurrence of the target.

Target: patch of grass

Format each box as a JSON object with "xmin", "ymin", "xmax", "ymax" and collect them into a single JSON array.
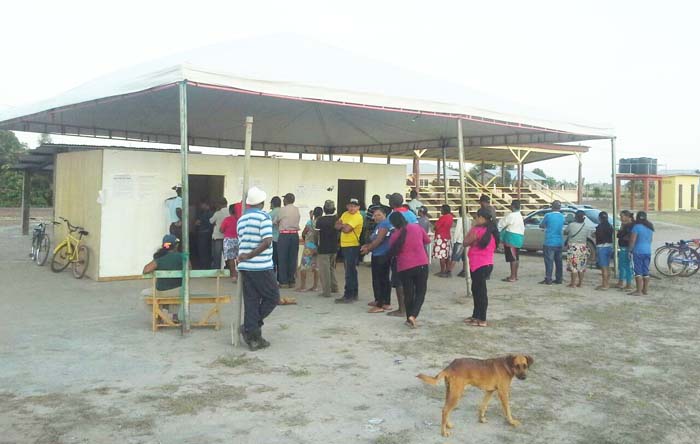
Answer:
[
  {"xmin": 353, "ymin": 404, "xmax": 370, "ymax": 411},
  {"xmin": 241, "ymin": 401, "xmax": 279, "ymax": 412},
  {"xmin": 251, "ymin": 385, "xmax": 277, "ymax": 394},
  {"xmin": 287, "ymin": 367, "xmax": 311, "ymax": 377},
  {"xmin": 649, "ymin": 211, "xmax": 700, "ymax": 229},
  {"xmin": 214, "ymin": 354, "xmax": 264, "ymax": 369},
  {"xmin": 278, "ymin": 323, "xmax": 290, "ymax": 330},
  {"xmin": 158, "ymin": 385, "xmax": 247, "ymax": 415},
  {"xmin": 276, "ymin": 392, "xmax": 294, "ymax": 401},
  {"xmin": 280, "ymin": 412, "xmax": 312, "ymax": 427},
  {"xmin": 374, "ymin": 429, "xmax": 412, "ymax": 444}
]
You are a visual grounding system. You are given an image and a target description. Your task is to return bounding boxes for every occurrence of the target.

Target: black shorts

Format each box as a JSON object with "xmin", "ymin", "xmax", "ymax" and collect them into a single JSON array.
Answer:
[
  {"xmin": 504, "ymin": 245, "xmax": 520, "ymax": 263},
  {"xmin": 390, "ymin": 258, "xmax": 402, "ymax": 288}
]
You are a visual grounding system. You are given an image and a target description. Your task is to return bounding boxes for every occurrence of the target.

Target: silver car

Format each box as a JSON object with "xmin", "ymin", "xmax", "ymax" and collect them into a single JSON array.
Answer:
[{"xmin": 522, "ymin": 207, "xmax": 601, "ymax": 263}]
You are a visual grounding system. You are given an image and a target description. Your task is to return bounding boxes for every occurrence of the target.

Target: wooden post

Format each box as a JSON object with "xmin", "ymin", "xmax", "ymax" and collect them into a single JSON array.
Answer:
[
  {"xmin": 232, "ymin": 116, "xmax": 254, "ymax": 347},
  {"xmin": 178, "ymin": 81, "xmax": 191, "ymax": 334},
  {"xmin": 643, "ymin": 178, "xmax": 650, "ymax": 211},
  {"xmin": 500, "ymin": 161, "xmax": 506, "ymax": 187},
  {"xmin": 359, "ymin": 153, "xmax": 364, "ymax": 163},
  {"xmin": 442, "ymin": 146, "xmax": 448, "ymax": 204},
  {"xmin": 436, "ymin": 157, "xmax": 441, "ymax": 189},
  {"xmin": 517, "ymin": 162, "xmax": 523, "ymax": 201},
  {"xmin": 21, "ymin": 169, "xmax": 31, "ymax": 235},
  {"xmin": 456, "ymin": 119, "xmax": 471, "ymax": 297},
  {"xmin": 576, "ymin": 153, "xmax": 583, "ymax": 204},
  {"xmin": 657, "ymin": 179, "xmax": 663, "ymax": 211},
  {"xmin": 413, "ymin": 152, "xmax": 420, "ymax": 193},
  {"xmin": 630, "ymin": 179, "xmax": 635, "ymax": 210},
  {"xmin": 610, "ymin": 138, "xmax": 619, "ymax": 273},
  {"xmin": 387, "ymin": 155, "xmax": 391, "ymax": 164}
]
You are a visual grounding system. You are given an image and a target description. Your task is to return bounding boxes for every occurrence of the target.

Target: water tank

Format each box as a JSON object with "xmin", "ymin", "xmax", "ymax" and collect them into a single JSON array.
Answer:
[{"xmin": 619, "ymin": 157, "xmax": 657, "ymax": 175}]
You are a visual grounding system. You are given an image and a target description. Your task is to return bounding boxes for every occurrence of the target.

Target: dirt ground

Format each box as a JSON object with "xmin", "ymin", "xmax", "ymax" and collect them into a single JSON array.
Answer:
[{"xmin": 1, "ymin": 210, "xmax": 699, "ymax": 444}]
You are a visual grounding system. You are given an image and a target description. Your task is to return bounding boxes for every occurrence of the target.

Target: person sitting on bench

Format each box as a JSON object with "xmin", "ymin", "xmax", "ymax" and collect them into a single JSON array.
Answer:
[{"xmin": 142, "ymin": 234, "xmax": 188, "ymax": 322}]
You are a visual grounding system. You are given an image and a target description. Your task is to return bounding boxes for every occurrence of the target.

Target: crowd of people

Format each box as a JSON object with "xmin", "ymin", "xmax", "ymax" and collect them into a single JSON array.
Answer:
[{"xmin": 151, "ymin": 184, "xmax": 656, "ymax": 351}]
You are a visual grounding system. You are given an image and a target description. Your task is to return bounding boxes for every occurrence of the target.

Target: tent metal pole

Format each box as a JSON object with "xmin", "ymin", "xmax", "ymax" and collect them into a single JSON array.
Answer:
[
  {"xmin": 442, "ymin": 145, "xmax": 448, "ymax": 204},
  {"xmin": 179, "ymin": 81, "xmax": 191, "ymax": 334},
  {"xmin": 610, "ymin": 137, "xmax": 619, "ymax": 273},
  {"xmin": 232, "ymin": 116, "xmax": 254, "ymax": 347},
  {"xmin": 456, "ymin": 119, "xmax": 471, "ymax": 297}
]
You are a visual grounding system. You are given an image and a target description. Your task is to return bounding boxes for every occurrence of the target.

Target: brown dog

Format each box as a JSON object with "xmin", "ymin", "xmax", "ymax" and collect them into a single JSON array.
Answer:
[{"xmin": 417, "ymin": 354, "xmax": 533, "ymax": 437}]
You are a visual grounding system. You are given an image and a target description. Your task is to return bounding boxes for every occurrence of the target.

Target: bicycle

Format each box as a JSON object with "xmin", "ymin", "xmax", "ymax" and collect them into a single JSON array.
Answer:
[
  {"xmin": 29, "ymin": 218, "xmax": 59, "ymax": 266},
  {"xmin": 50, "ymin": 217, "xmax": 90, "ymax": 279},
  {"xmin": 653, "ymin": 239, "xmax": 700, "ymax": 277}
]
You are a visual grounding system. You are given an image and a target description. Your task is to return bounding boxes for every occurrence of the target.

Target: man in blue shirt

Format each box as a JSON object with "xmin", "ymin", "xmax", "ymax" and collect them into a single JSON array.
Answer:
[
  {"xmin": 539, "ymin": 200, "xmax": 565, "ymax": 285},
  {"xmin": 237, "ymin": 186, "xmax": 279, "ymax": 351}
]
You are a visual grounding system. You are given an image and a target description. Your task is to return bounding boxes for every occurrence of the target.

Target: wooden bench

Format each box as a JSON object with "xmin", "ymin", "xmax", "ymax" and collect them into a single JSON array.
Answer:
[{"xmin": 143, "ymin": 269, "xmax": 232, "ymax": 331}]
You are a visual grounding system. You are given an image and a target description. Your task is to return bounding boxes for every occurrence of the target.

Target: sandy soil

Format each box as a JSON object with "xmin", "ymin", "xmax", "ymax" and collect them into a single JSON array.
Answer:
[{"xmin": 0, "ymin": 215, "xmax": 698, "ymax": 444}]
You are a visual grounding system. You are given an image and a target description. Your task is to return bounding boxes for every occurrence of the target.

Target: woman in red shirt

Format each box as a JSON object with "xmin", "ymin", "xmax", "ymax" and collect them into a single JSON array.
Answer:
[
  {"xmin": 432, "ymin": 204, "xmax": 454, "ymax": 278},
  {"xmin": 388, "ymin": 211, "xmax": 431, "ymax": 328},
  {"xmin": 219, "ymin": 204, "xmax": 239, "ymax": 283}
]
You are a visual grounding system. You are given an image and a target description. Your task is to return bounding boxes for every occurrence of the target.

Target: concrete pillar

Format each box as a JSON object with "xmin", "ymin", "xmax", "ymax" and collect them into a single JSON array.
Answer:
[
  {"xmin": 412, "ymin": 153, "xmax": 420, "ymax": 192},
  {"xmin": 21, "ymin": 170, "xmax": 31, "ymax": 235}
]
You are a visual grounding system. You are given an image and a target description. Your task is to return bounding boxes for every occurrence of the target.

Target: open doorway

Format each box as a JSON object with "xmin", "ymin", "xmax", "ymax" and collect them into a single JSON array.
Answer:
[
  {"xmin": 337, "ymin": 179, "xmax": 366, "ymax": 210},
  {"xmin": 188, "ymin": 175, "xmax": 225, "ymax": 269}
]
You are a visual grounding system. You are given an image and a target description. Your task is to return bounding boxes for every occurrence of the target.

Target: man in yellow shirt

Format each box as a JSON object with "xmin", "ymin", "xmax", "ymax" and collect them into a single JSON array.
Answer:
[{"xmin": 335, "ymin": 198, "xmax": 364, "ymax": 303}]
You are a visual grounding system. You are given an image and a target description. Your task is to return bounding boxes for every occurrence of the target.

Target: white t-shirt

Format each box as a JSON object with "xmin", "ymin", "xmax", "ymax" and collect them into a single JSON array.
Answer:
[
  {"xmin": 209, "ymin": 208, "xmax": 229, "ymax": 240},
  {"xmin": 165, "ymin": 196, "xmax": 182, "ymax": 224},
  {"xmin": 451, "ymin": 217, "xmax": 465, "ymax": 244}
]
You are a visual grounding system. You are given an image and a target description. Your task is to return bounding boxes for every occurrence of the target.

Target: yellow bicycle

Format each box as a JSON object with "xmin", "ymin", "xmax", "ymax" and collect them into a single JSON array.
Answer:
[{"xmin": 50, "ymin": 217, "xmax": 90, "ymax": 279}]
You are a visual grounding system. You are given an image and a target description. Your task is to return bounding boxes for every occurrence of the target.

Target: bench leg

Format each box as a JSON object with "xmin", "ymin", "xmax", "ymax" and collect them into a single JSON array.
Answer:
[
  {"xmin": 193, "ymin": 304, "xmax": 220, "ymax": 329},
  {"xmin": 155, "ymin": 305, "xmax": 178, "ymax": 328}
]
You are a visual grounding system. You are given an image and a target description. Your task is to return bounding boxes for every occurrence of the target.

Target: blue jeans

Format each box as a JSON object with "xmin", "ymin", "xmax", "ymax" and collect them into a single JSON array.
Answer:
[
  {"xmin": 543, "ymin": 245, "xmax": 563, "ymax": 283},
  {"xmin": 341, "ymin": 246, "xmax": 360, "ymax": 299},
  {"xmin": 277, "ymin": 233, "xmax": 299, "ymax": 285}
]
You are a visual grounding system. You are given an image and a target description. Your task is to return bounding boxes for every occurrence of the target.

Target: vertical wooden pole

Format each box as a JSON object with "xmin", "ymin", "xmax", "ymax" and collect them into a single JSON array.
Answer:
[
  {"xmin": 442, "ymin": 146, "xmax": 448, "ymax": 204},
  {"xmin": 387, "ymin": 155, "xmax": 391, "ymax": 164},
  {"xmin": 232, "ymin": 116, "xmax": 254, "ymax": 347},
  {"xmin": 657, "ymin": 179, "xmax": 663, "ymax": 211},
  {"xmin": 179, "ymin": 81, "xmax": 191, "ymax": 334},
  {"xmin": 577, "ymin": 153, "xmax": 583, "ymax": 204},
  {"xmin": 643, "ymin": 178, "xmax": 650, "ymax": 211},
  {"xmin": 500, "ymin": 161, "xmax": 506, "ymax": 187},
  {"xmin": 630, "ymin": 179, "xmax": 635, "ymax": 210},
  {"xmin": 21, "ymin": 170, "xmax": 31, "ymax": 235},
  {"xmin": 610, "ymin": 138, "xmax": 619, "ymax": 273},
  {"xmin": 456, "ymin": 119, "xmax": 471, "ymax": 297},
  {"xmin": 412, "ymin": 152, "xmax": 420, "ymax": 193},
  {"xmin": 517, "ymin": 162, "xmax": 523, "ymax": 201}
]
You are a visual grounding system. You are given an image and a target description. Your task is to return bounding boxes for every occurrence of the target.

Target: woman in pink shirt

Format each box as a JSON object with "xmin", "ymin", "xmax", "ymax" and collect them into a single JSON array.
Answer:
[
  {"xmin": 388, "ymin": 211, "xmax": 430, "ymax": 328},
  {"xmin": 464, "ymin": 208, "xmax": 499, "ymax": 327},
  {"xmin": 219, "ymin": 204, "xmax": 239, "ymax": 283}
]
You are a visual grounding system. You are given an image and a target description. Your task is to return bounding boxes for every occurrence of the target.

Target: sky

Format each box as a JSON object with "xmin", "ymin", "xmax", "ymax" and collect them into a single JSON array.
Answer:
[{"xmin": 1, "ymin": 0, "xmax": 698, "ymax": 183}]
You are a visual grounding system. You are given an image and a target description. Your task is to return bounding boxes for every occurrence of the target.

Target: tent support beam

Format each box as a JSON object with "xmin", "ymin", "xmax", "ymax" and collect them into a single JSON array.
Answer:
[
  {"xmin": 456, "ymin": 119, "xmax": 471, "ymax": 297},
  {"xmin": 576, "ymin": 153, "xmax": 583, "ymax": 204},
  {"xmin": 21, "ymin": 170, "xmax": 31, "ymax": 235},
  {"xmin": 610, "ymin": 137, "xmax": 619, "ymax": 273},
  {"xmin": 441, "ymin": 142, "xmax": 448, "ymax": 204},
  {"xmin": 179, "ymin": 81, "xmax": 191, "ymax": 334},
  {"xmin": 232, "ymin": 116, "xmax": 254, "ymax": 347}
]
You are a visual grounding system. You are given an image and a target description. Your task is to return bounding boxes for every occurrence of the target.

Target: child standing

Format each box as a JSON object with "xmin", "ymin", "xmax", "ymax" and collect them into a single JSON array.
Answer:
[
  {"xmin": 615, "ymin": 210, "xmax": 634, "ymax": 290},
  {"xmin": 220, "ymin": 204, "xmax": 239, "ymax": 283},
  {"xmin": 296, "ymin": 207, "xmax": 322, "ymax": 292},
  {"xmin": 464, "ymin": 208, "xmax": 499, "ymax": 328},
  {"xmin": 433, "ymin": 204, "xmax": 454, "ymax": 277},
  {"xmin": 595, "ymin": 211, "xmax": 615, "ymax": 290},
  {"xmin": 629, "ymin": 211, "xmax": 654, "ymax": 296}
]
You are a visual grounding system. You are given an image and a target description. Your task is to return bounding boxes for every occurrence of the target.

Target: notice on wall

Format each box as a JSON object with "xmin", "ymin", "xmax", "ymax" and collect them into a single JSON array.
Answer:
[
  {"xmin": 111, "ymin": 174, "xmax": 135, "ymax": 199},
  {"xmin": 136, "ymin": 175, "xmax": 157, "ymax": 200}
]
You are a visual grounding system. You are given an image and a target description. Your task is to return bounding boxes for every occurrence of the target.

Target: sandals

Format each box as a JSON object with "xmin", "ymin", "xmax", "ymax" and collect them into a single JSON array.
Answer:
[
  {"xmin": 368, "ymin": 306, "xmax": 385, "ymax": 313},
  {"xmin": 463, "ymin": 317, "xmax": 476, "ymax": 324},
  {"xmin": 468, "ymin": 320, "xmax": 487, "ymax": 327},
  {"xmin": 501, "ymin": 277, "xmax": 517, "ymax": 282},
  {"xmin": 368, "ymin": 301, "xmax": 378, "ymax": 307}
]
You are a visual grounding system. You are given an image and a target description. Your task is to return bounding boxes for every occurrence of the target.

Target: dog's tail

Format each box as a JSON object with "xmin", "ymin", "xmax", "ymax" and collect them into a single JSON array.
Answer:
[{"xmin": 416, "ymin": 371, "xmax": 447, "ymax": 385}]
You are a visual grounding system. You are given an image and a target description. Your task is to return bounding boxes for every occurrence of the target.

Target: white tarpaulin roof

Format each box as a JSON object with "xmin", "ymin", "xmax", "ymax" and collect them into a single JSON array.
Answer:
[{"xmin": 0, "ymin": 34, "xmax": 613, "ymax": 156}]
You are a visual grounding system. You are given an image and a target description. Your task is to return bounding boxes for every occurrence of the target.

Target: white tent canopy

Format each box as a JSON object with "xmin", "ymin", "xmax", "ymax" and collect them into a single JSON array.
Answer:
[{"xmin": 0, "ymin": 35, "xmax": 612, "ymax": 156}]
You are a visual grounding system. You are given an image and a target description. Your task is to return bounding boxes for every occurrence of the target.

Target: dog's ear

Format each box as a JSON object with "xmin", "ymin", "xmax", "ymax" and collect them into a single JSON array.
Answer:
[
  {"xmin": 505, "ymin": 355, "xmax": 515, "ymax": 368},
  {"xmin": 525, "ymin": 355, "xmax": 534, "ymax": 366}
]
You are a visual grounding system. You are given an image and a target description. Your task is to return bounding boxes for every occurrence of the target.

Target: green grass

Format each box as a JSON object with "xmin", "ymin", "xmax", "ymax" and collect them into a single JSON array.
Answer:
[{"xmin": 649, "ymin": 211, "xmax": 700, "ymax": 229}]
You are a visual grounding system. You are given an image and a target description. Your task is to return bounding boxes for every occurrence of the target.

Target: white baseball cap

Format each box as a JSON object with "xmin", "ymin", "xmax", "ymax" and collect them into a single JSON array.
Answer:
[{"xmin": 246, "ymin": 186, "xmax": 267, "ymax": 205}]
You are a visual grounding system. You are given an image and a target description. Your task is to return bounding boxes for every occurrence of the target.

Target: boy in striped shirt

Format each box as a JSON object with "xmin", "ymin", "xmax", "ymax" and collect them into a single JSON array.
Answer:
[{"xmin": 237, "ymin": 187, "xmax": 279, "ymax": 351}]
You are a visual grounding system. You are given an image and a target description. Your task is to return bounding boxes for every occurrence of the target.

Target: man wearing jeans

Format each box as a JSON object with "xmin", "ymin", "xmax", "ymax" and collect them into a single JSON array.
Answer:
[
  {"xmin": 335, "ymin": 198, "xmax": 364, "ymax": 303},
  {"xmin": 274, "ymin": 193, "xmax": 301, "ymax": 288},
  {"xmin": 236, "ymin": 187, "xmax": 279, "ymax": 351},
  {"xmin": 539, "ymin": 200, "xmax": 564, "ymax": 285},
  {"xmin": 315, "ymin": 200, "xmax": 339, "ymax": 297}
]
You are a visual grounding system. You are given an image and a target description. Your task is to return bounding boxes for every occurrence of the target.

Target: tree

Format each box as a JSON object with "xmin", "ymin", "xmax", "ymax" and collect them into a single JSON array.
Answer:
[
  {"xmin": 0, "ymin": 130, "xmax": 52, "ymax": 207},
  {"xmin": 532, "ymin": 167, "xmax": 547, "ymax": 179}
]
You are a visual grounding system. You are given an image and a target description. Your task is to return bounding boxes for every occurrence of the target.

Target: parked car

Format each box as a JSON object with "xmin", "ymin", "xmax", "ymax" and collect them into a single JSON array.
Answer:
[{"xmin": 521, "ymin": 206, "xmax": 602, "ymax": 263}]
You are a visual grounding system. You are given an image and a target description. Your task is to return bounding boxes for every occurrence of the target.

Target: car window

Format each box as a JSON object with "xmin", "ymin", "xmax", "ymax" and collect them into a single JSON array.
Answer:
[
  {"xmin": 584, "ymin": 209, "xmax": 600, "ymax": 224},
  {"xmin": 564, "ymin": 213, "xmax": 575, "ymax": 224},
  {"xmin": 524, "ymin": 211, "xmax": 546, "ymax": 225}
]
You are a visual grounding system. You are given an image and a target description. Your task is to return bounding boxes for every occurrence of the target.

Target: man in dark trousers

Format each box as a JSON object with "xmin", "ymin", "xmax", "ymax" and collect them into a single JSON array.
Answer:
[{"xmin": 236, "ymin": 186, "xmax": 280, "ymax": 351}]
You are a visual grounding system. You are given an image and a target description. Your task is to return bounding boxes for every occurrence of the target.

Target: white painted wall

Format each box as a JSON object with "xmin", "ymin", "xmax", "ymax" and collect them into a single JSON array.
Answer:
[{"xmin": 98, "ymin": 149, "xmax": 404, "ymax": 278}]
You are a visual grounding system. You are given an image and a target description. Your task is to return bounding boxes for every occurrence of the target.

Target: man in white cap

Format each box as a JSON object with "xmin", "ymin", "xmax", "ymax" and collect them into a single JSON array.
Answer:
[
  {"xmin": 165, "ymin": 184, "xmax": 183, "ymax": 230},
  {"xmin": 236, "ymin": 186, "xmax": 279, "ymax": 351}
]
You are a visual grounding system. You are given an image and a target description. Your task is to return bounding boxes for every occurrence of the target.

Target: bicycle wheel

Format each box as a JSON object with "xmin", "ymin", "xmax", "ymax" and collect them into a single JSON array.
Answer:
[
  {"xmin": 36, "ymin": 234, "xmax": 50, "ymax": 266},
  {"xmin": 679, "ymin": 248, "xmax": 700, "ymax": 277},
  {"xmin": 665, "ymin": 249, "xmax": 691, "ymax": 277},
  {"xmin": 72, "ymin": 245, "xmax": 90, "ymax": 279},
  {"xmin": 50, "ymin": 243, "xmax": 71, "ymax": 272},
  {"xmin": 30, "ymin": 233, "xmax": 39, "ymax": 260},
  {"xmin": 653, "ymin": 246, "xmax": 680, "ymax": 277}
]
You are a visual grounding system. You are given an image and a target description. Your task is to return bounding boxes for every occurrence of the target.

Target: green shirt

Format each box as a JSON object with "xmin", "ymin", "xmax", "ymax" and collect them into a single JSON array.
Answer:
[{"xmin": 155, "ymin": 251, "xmax": 184, "ymax": 291}]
